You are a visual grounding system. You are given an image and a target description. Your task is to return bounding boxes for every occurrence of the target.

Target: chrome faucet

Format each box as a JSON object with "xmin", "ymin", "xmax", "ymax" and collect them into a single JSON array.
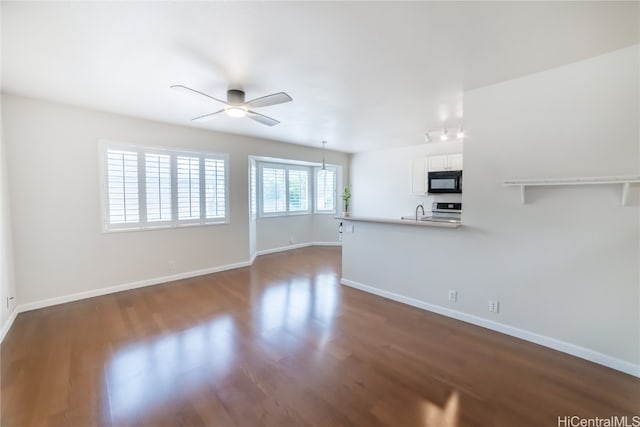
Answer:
[{"xmin": 415, "ymin": 203, "xmax": 425, "ymax": 220}]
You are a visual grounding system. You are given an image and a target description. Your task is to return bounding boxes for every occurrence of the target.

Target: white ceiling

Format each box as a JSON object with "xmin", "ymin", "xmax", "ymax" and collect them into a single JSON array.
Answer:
[{"xmin": 1, "ymin": 1, "xmax": 638, "ymax": 153}]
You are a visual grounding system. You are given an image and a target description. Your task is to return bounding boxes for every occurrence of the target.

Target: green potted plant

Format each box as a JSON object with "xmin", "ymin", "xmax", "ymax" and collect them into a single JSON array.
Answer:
[{"xmin": 342, "ymin": 186, "xmax": 351, "ymax": 217}]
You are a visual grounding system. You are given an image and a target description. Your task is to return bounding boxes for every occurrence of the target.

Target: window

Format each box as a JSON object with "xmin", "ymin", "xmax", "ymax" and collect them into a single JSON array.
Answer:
[
  {"xmin": 177, "ymin": 156, "xmax": 201, "ymax": 221},
  {"xmin": 106, "ymin": 149, "xmax": 140, "ymax": 225},
  {"xmin": 145, "ymin": 153, "xmax": 172, "ymax": 223},
  {"xmin": 205, "ymin": 158, "xmax": 226, "ymax": 220},
  {"xmin": 249, "ymin": 160, "xmax": 257, "ymax": 219},
  {"xmin": 261, "ymin": 166, "xmax": 287, "ymax": 214},
  {"xmin": 315, "ymin": 167, "xmax": 336, "ymax": 213},
  {"xmin": 287, "ymin": 169, "xmax": 309, "ymax": 212},
  {"xmin": 258, "ymin": 163, "xmax": 310, "ymax": 216},
  {"xmin": 102, "ymin": 142, "xmax": 228, "ymax": 231}
]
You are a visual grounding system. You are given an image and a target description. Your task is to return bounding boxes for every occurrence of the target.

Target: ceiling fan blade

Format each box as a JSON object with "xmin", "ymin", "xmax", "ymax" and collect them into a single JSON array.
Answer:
[
  {"xmin": 191, "ymin": 109, "xmax": 225, "ymax": 122},
  {"xmin": 244, "ymin": 92, "xmax": 292, "ymax": 109},
  {"xmin": 247, "ymin": 110, "xmax": 280, "ymax": 126},
  {"xmin": 171, "ymin": 85, "xmax": 229, "ymax": 106}
]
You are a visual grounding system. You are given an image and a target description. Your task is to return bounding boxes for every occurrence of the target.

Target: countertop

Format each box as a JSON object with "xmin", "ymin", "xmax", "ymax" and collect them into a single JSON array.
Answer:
[{"xmin": 335, "ymin": 215, "xmax": 461, "ymax": 229}]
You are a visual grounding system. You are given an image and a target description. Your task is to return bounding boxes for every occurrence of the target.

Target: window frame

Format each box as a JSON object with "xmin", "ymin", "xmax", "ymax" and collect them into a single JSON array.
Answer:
[
  {"xmin": 313, "ymin": 166, "xmax": 338, "ymax": 214},
  {"xmin": 100, "ymin": 141, "xmax": 229, "ymax": 232},
  {"xmin": 257, "ymin": 162, "xmax": 312, "ymax": 218}
]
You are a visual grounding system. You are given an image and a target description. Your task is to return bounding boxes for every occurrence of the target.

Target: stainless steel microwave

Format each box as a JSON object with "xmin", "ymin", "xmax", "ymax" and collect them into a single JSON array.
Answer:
[{"xmin": 428, "ymin": 170, "xmax": 463, "ymax": 194}]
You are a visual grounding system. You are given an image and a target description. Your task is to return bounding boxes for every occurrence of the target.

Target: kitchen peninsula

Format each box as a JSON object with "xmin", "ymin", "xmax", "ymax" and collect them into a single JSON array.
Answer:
[{"xmin": 337, "ymin": 215, "xmax": 461, "ymax": 228}]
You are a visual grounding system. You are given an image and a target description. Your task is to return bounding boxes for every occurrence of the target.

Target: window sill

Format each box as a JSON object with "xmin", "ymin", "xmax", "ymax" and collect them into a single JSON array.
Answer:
[
  {"xmin": 102, "ymin": 220, "xmax": 230, "ymax": 234},
  {"xmin": 259, "ymin": 212, "xmax": 311, "ymax": 219}
]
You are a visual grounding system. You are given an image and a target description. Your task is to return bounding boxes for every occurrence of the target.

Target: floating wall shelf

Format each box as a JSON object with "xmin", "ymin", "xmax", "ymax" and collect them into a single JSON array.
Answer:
[{"xmin": 504, "ymin": 175, "xmax": 640, "ymax": 205}]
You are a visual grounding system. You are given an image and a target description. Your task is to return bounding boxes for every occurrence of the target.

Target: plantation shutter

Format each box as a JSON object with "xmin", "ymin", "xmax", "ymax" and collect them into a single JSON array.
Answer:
[
  {"xmin": 177, "ymin": 156, "xmax": 200, "ymax": 220},
  {"xmin": 262, "ymin": 166, "xmax": 286, "ymax": 214},
  {"xmin": 204, "ymin": 157, "xmax": 226, "ymax": 219},
  {"xmin": 106, "ymin": 149, "xmax": 139, "ymax": 225},
  {"xmin": 145, "ymin": 153, "xmax": 172, "ymax": 222},
  {"xmin": 316, "ymin": 168, "xmax": 336, "ymax": 212}
]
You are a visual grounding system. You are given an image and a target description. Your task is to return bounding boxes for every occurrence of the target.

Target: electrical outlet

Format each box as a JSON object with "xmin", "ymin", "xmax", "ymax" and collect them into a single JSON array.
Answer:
[
  {"xmin": 489, "ymin": 300, "xmax": 500, "ymax": 313},
  {"xmin": 290, "ymin": 236, "xmax": 294, "ymax": 244},
  {"xmin": 448, "ymin": 290, "xmax": 457, "ymax": 302}
]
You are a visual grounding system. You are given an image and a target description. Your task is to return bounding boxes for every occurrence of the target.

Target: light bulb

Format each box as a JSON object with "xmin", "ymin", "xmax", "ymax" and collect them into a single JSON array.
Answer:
[
  {"xmin": 457, "ymin": 127, "xmax": 465, "ymax": 139},
  {"xmin": 441, "ymin": 129, "xmax": 449, "ymax": 141},
  {"xmin": 226, "ymin": 107, "xmax": 246, "ymax": 118}
]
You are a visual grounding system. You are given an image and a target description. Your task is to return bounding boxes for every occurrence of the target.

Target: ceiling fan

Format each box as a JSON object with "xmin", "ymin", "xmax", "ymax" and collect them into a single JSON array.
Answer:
[{"xmin": 171, "ymin": 85, "xmax": 292, "ymax": 127}]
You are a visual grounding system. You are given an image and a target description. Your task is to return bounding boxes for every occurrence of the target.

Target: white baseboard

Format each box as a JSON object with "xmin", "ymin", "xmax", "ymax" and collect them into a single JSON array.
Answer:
[
  {"xmin": 256, "ymin": 242, "xmax": 313, "ymax": 256},
  {"xmin": 18, "ymin": 260, "xmax": 251, "ymax": 313},
  {"xmin": 312, "ymin": 241, "xmax": 343, "ymax": 247},
  {"xmin": 256, "ymin": 241, "xmax": 341, "ymax": 256},
  {"xmin": 0, "ymin": 307, "xmax": 19, "ymax": 342},
  {"xmin": 341, "ymin": 278, "xmax": 640, "ymax": 378}
]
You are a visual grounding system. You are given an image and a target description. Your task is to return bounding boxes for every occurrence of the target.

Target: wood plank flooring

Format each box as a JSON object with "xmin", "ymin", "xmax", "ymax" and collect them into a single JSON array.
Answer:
[{"xmin": 2, "ymin": 246, "xmax": 639, "ymax": 426}]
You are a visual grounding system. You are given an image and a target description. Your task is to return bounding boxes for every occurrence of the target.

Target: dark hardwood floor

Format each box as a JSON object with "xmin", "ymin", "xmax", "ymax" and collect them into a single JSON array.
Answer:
[{"xmin": 2, "ymin": 246, "xmax": 638, "ymax": 426}]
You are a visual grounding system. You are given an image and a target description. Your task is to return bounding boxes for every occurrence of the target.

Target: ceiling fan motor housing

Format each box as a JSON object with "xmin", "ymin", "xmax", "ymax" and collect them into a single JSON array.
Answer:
[{"xmin": 227, "ymin": 89, "xmax": 245, "ymax": 106}]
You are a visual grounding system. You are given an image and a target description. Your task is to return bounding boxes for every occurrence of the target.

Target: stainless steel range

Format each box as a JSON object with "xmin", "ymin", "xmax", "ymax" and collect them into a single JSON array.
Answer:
[{"xmin": 422, "ymin": 202, "xmax": 461, "ymax": 223}]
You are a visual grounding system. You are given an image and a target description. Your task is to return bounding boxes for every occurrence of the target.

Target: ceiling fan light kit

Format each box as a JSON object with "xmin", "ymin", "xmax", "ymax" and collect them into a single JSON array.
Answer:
[
  {"xmin": 171, "ymin": 85, "xmax": 292, "ymax": 127},
  {"xmin": 226, "ymin": 107, "xmax": 247, "ymax": 118}
]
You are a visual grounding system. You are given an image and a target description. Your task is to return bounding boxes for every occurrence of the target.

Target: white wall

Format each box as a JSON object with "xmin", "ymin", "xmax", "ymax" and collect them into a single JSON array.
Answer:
[
  {"xmin": 257, "ymin": 215, "xmax": 314, "ymax": 251},
  {"xmin": 2, "ymin": 94, "xmax": 349, "ymax": 307},
  {"xmin": 256, "ymin": 214, "xmax": 341, "ymax": 252},
  {"xmin": 345, "ymin": 45, "xmax": 639, "ymax": 372},
  {"xmin": 0, "ymin": 108, "xmax": 17, "ymax": 335}
]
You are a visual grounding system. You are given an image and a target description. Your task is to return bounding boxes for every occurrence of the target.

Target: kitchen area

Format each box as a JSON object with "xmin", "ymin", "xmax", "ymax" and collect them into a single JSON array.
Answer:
[
  {"xmin": 337, "ymin": 41, "xmax": 640, "ymax": 377},
  {"xmin": 341, "ymin": 147, "xmax": 464, "ymax": 228}
]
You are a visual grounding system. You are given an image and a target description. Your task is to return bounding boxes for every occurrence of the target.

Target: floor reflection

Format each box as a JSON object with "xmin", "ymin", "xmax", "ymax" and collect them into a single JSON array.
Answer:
[
  {"xmin": 106, "ymin": 272, "xmax": 340, "ymax": 422},
  {"xmin": 106, "ymin": 315, "xmax": 234, "ymax": 422},
  {"xmin": 422, "ymin": 391, "xmax": 460, "ymax": 427},
  {"xmin": 259, "ymin": 273, "xmax": 339, "ymax": 333}
]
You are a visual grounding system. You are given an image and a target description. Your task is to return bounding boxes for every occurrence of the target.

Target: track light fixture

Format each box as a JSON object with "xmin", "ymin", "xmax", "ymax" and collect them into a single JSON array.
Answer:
[{"xmin": 425, "ymin": 126, "xmax": 465, "ymax": 143}]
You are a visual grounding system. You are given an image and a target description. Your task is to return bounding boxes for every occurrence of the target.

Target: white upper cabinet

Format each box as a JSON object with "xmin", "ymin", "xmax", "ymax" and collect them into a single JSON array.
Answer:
[
  {"xmin": 448, "ymin": 153, "xmax": 463, "ymax": 170},
  {"xmin": 427, "ymin": 153, "xmax": 463, "ymax": 172},
  {"xmin": 427, "ymin": 155, "xmax": 448, "ymax": 172},
  {"xmin": 410, "ymin": 158, "xmax": 428, "ymax": 195}
]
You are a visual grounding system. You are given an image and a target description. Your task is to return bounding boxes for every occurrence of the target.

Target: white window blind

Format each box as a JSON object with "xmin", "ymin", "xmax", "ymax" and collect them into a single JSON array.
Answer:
[
  {"xmin": 106, "ymin": 150, "xmax": 140, "ymax": 225},
  {"xmin": 102, "ymin": 142, "xmax": 228, "ymax": 231},
  {"xmin": 205, "ymin": 158, "xmax": 226, "ymax": 219},
  {"xmin": 288, "ymin": 169, "xmax": 309, "ymax": 212},
  {"xmin": 145, "ymin": 153, "xmax": 172, "ymax": 223},
  {"xmin": 262, "ymin": 166, "xmax": 287, "ymax": 214},
  {"xmin": 315, "ymin": 168, "xmax": 336, "ymax": 213},
  {"xmin": 258, "ymin": 162, "xmax": 315, "ymax": 216},
  {"xmin": 177, "ymin": 156, "xmax": 201, "ymax": 221},
  {"xmin": 250, "ymin": 161, "xmax": 257, "ymax": 219}
]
